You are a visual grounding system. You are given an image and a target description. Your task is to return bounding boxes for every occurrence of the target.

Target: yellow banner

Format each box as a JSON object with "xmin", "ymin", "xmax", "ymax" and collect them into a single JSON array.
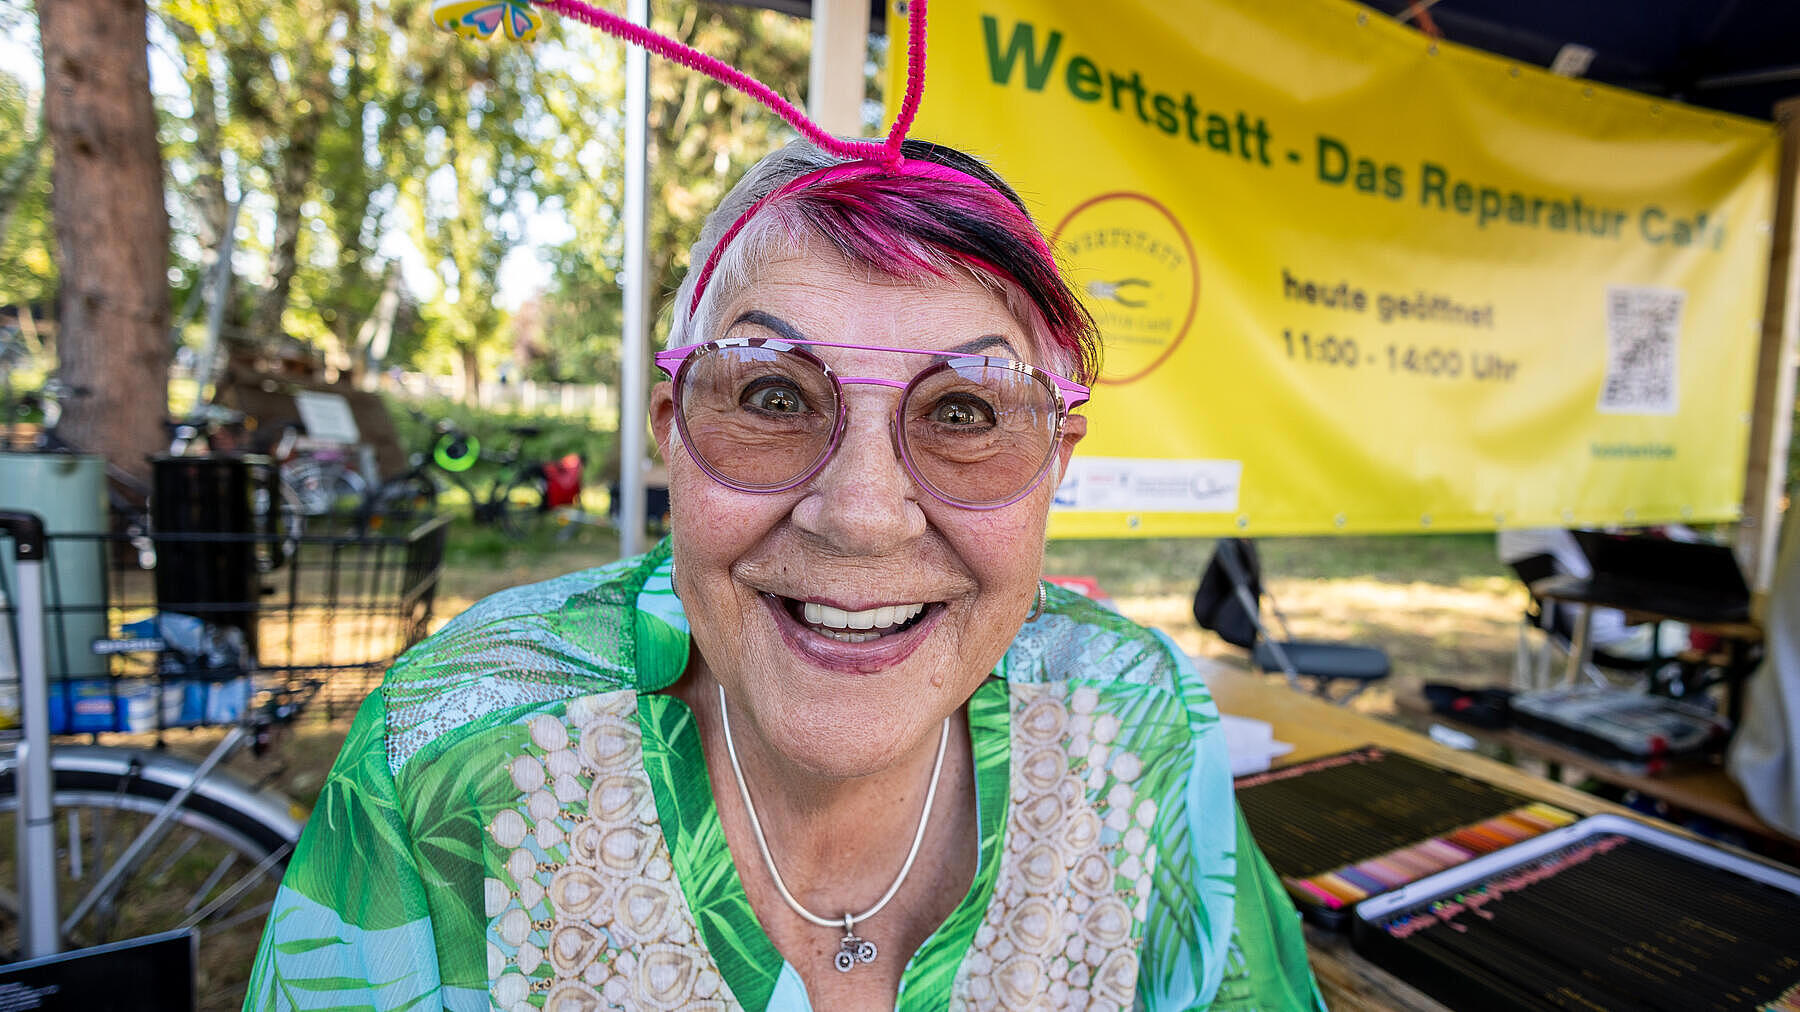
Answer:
[{"xmin": 888, "ymin": 0, "xmax": 1780, "ymax": 537}]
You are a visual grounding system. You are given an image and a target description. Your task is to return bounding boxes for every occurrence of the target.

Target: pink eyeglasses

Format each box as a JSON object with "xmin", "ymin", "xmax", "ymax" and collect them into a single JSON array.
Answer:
[{"xmin": 656, "ymin": 338, "xmax": 1090, "ymax": 510}]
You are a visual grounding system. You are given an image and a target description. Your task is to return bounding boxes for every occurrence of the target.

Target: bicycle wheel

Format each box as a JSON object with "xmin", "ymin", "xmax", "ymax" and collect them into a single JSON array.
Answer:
[
  {"xmin": 367, "ymin": 472, "xmax": 439, "ymax": 531},
  {"xmin": 495, "ymin": 470, "xmax": 549, "ymax": 540},
  {"xmin": 258, "ymin": 474, "xmax": 308, "ymax": 573},
  {"xmin": 282, "ymin": 460, "xmax": 368, "ymax": 532},
  {"xmin": 0, "ymin": 746, "xmax": 301, "ymax": 1011}
]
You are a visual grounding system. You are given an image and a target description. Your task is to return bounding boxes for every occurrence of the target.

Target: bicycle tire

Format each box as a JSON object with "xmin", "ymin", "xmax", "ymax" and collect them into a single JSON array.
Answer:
[
  {"xmin": 495, "ymin": 470, "xmax": 548, "ymax": 541},
  {"xmin": 282, "ymin": 459, "xmax": 368, "ymax": 526},
  {"xmin": 367, "ymin": 472, "xmax": 439, "ymax": 531},
  {"xmin": 0, "ymin": 747, "xmax": 302, "ymax": 1009},
  {"xmin": 264, "ymin": 474, "xmax": 307, "ymax": 571}
]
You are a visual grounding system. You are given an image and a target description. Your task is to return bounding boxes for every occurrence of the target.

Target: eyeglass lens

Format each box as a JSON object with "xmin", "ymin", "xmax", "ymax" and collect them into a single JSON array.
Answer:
[{"xmin": 675, "ymin": 344, "xmax": 1063, "ymax": 506}]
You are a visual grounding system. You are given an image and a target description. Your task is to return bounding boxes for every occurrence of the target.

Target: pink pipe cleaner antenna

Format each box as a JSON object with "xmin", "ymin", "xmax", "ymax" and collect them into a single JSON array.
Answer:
[
  {"xmin": 529, "ymin": 0, "xmax": 932, "ymax": 169},
  {"xmin": 429, "ymin": 0, "xmax": 1048, "ymax": 327}
]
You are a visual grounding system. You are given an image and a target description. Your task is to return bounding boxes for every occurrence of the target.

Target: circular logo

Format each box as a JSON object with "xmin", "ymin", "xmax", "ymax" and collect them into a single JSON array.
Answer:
[{"xmin": 1051, "ymin": 193, "xmax": 1199, "ymax": 385}]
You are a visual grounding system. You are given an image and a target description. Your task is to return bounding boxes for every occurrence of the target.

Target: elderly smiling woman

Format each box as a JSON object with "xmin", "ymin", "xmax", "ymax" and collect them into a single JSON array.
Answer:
[{"xmin": 245, "ymin": 136, "xmax": 1322, "ymax": 1011}]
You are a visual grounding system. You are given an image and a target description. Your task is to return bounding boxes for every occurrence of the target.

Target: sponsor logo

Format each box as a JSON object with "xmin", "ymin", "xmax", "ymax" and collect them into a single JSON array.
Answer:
[{"xmin": 1055, "ymin": 457, "xmax": 1240, "ymax": 513}]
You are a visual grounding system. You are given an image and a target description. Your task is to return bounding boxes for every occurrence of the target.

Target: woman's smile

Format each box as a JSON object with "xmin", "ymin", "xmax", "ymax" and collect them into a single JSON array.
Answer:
[
  {"xmin": 759, "ymin": 590, "xmax": 947, "ymax": 673},
  {"xmin": 794, "ymin": 599, "xmax": 930, "ymax": 641}
]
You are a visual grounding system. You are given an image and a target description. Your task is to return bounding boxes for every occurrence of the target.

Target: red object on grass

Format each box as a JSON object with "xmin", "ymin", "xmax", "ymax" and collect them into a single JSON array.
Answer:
[{"xmin": 543, "ymin": 454, "xmax": 584, "ymax": 509}]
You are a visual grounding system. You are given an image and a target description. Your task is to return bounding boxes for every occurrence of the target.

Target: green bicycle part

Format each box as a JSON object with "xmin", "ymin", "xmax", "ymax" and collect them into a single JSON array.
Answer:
[{"xmin": 434, "ymin": 432, "xmax": 480, "ymax": 472}]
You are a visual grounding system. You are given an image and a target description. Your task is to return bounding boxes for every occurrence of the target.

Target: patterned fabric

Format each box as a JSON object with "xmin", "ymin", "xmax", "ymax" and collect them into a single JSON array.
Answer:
[{"xmin": 244, "ymin": 542, "xmax": 1323, "ymax": 1011}]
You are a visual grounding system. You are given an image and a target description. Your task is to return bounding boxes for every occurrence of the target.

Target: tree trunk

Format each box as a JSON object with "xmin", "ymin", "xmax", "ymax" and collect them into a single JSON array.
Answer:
[
  {"xmin": 459, "ymin": 343, "xmax": 481, "ymax": 403},
  {"xmin": 350, "ymin": 262, "xmax": 399, "ymax": 388},
  {"xmin": 39, "ymin": 0, "xmax": 170, "ymax": 488}
]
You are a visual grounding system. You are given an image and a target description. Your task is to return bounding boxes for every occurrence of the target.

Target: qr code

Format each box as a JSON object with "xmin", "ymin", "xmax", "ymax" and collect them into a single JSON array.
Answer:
[{"xmin": 1598, "ymin": 285, "xmax": 1683, "ymax": 415}]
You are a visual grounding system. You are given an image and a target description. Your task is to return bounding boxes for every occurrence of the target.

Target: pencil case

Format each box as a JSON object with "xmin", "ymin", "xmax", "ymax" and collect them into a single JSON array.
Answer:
[
  {"xmin": 1350, "ymin": 813, "xmax": 1800, "ymax": 1011},
  {"xmin": 1234, "ymin": 746, "xmax": 1578, "ymax": 931}
]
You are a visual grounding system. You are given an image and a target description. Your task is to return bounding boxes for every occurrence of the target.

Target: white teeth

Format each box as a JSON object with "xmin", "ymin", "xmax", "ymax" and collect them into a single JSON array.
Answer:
[{"xmin": 800, "ymin": 600, "xmax": 925, "ymax": 633}]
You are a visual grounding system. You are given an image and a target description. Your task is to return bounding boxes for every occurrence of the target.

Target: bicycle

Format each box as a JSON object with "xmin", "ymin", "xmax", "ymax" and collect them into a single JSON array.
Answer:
[
  {"xmin": 0, "ymin": 506, "xmax": 449, "ymax": 1007},
  {"xmin": 257, "ymin": 422, "xmax": 371, "ymax": 540},
  {"xmin": 367, "ymin": 411, "xmax": 561, "ymax": 540}
]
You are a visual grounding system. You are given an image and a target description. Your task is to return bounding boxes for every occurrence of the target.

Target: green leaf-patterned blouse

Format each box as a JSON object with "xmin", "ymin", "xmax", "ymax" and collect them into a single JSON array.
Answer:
[{"xmin": 244, "ymin": 542, "xmax": 1323, "ymax": 1011}]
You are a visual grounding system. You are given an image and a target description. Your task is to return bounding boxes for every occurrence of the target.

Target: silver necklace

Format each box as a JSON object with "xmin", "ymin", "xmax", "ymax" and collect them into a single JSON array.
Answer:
[{"xmin": 716, "ymin": 682, "xmax": 950, "ymax": 973}]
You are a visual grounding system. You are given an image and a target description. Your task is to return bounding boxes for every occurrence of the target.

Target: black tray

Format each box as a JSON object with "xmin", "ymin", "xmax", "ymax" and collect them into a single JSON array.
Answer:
[
  {"xmin": 1511, "ymin": 687, "xmax": 1731, "ymax": 772},
  {"xmin": 1351, "ymin": 813, "xmax": 1800, "ymax": 1011}
]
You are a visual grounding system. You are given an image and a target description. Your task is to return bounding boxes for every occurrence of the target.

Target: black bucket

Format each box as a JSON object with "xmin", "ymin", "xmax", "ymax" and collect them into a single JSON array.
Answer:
[{"xmin": 150, "ymin": 454, "xmax": 278, "ymax": 657}]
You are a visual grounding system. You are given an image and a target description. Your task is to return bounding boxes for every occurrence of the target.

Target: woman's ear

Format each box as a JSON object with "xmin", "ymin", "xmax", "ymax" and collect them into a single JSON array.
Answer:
[
  {"xmin": 1054, "ymin": 413, "xmax": 1087, "ymax": 478},
  {"xmin": 649, "ymin": 381, "xmax": 676, "ymax": 455}
]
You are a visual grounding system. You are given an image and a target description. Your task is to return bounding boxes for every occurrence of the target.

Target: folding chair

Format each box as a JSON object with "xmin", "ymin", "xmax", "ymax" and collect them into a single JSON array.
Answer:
[{"xmin": 1192, "ymin": 538, "xmax": 1390, "ymax": 705}]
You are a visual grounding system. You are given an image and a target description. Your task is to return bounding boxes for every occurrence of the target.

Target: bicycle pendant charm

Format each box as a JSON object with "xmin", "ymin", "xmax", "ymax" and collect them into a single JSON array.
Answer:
[{"xmin": 832, "ymin": 928, "xmax": 878, "ymax": 972}]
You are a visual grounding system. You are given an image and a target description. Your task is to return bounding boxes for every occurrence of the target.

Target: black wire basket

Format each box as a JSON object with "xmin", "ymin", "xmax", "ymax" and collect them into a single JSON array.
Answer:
[{"xmin": 0, "ymin": 509, "xmax": 449, "ymax": 738}]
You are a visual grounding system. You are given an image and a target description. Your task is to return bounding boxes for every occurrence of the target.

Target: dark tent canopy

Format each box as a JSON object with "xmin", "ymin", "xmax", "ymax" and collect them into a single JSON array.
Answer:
[
  {"xmin": 1357, "ymin": 0, "xmax": 1800, "ymax": 122},
  {"xmin": 750, "ymin": 0, "xmax": 1800, "ymax": 122}
]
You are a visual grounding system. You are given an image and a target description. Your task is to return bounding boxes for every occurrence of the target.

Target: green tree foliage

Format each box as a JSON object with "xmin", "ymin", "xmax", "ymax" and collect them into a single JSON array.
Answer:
[
  {"xmin": 383, "ymin": 5, "xmax": 543, "ymax": 398},
  {"xmin": 148, "ymin": 0, "xmax": 819, "ymax": 396},
  {"xmin": 526, "ymin": 26, "xmax": 626, "ymax": 385},
  {"xmin": 291, "ymin": 0, "xmax": 395, "ymax": 375},
  {"xmin": 159, "ymin": 0, "xmax": 395, "ymax": 365},
  {"xmin": 0, "ymin": 67, "xmax": 56, "ymax": 323},
  {"xmin": 523, "ymin": 4, "xmax": 812, "ymax": 390},
  {"xmin": 644, "ymin": 4, "xmax": 811, "ymax": 332}
]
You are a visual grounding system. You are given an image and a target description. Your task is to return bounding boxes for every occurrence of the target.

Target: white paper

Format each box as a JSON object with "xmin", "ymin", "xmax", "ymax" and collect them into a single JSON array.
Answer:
[
  {"xmin": 293, "ymin": 390, "xmax": 362, "ymax": 445},
  {"xmin": 1221, "ymin": 713, "xmax": 1295, "ymax": 776}
]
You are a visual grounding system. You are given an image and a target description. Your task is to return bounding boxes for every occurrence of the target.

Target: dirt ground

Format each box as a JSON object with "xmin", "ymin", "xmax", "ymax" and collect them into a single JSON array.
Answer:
[{"xmin": 1140, "ymin": 574, "xmax": 1525, "ymax": 714}]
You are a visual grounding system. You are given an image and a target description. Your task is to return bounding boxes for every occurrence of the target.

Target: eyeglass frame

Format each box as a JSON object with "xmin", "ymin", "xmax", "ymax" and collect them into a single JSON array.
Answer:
[{"xmin": 654, "ymin": 337, "xmax": 1091, "ymax": 510}]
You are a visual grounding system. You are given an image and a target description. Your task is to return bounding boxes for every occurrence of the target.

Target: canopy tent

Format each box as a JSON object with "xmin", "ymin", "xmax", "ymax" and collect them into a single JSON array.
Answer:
[
  {"xmin": 742, "ymin": 0, "xmax": 1800, "ymax": 120},
  {"xmin": 1355, "ymin": 0, "xmax": 1800, "ymax": 122}
]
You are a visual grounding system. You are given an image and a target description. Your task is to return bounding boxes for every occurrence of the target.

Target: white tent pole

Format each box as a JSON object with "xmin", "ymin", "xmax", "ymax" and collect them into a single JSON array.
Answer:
[
  {"xmin": 808, "ymin": 0, "xmax": 870, "ymax": 135},
  {"xmin": 618, "ymin": 0, "xmax": 650, "ymax": 557},
  {"xmin": 1739, "ymin": 96, "xmax": 1800, "ymax": 592}
]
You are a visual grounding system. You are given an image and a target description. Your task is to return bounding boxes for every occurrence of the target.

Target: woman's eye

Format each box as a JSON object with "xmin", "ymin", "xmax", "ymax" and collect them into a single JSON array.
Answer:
[
  {"xmin": 743, "ymin": 380, "xmax": 807, "ymax": 414},
  {"xmin": 929, "ymin": 395, "xmax": 995, "ymax": 427}
]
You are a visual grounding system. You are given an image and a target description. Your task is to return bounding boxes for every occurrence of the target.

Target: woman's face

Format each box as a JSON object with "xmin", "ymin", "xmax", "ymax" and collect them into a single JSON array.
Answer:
[{"xmin": 652, "ymin": 246, "xmax": 1085, "ymax": 779}]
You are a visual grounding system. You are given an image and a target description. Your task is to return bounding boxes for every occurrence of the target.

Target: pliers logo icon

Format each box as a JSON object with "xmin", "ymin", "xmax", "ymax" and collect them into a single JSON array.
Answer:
[{"xmin": 1086, "ymin": 278, "xmax": 1152, "ymax": 308}]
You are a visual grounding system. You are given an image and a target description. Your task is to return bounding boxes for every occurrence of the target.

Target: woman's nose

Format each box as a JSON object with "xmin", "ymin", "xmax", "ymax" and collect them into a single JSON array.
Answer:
[{"xmin": 789, "ymin": 403, "xmax": 927, "ymax": 552}]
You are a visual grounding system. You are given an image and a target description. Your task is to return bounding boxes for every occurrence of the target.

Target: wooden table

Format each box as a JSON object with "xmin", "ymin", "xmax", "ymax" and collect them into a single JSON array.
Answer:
[{"xmin": 1205, "ymin": 668, "xmax": 1651, "ymax": 1012}]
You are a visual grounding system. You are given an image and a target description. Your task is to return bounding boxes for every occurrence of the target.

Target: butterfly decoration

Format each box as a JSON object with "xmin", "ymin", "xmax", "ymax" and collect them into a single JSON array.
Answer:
[{"xmin": 431, "ymin": 0, "xmax": 541, "ymax": 42}]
